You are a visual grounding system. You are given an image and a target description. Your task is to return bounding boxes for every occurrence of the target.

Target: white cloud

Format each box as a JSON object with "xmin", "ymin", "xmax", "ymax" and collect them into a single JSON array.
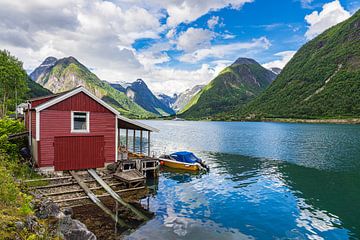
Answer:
[
  {"xmin": 300, "ymin": 0, "xmax": 314, "ymax": 9},
  {"xmin": 0, "ymin": 0, "xmax": 260, "ymax": 95},
  {"xmin": 177, "ymin": 28, "xmax": 215, "ymax": 52},
  {"xmin": 262, "ymin": 51, "xmax": 296, "ymax": 69},
  {"xmin": 164, "ymin": 0, "xmax": 253, "ymax": 27},
  {"xmin": 207, "ymin": 16, "xmax": 219, "ymax": 29},
  {"xmin": 304, "ymin": 0, "xmax": 351, "ymax": 40},
  {"xmin": 179, "ymin": 37, "xmax": 271, "ymax": 63},
  {"xmin": 143, "ymin": 64, "xmax": 218, "ymax": 94}
]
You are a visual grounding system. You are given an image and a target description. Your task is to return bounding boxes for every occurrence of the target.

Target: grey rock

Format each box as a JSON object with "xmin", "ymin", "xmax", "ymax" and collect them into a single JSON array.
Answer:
[
  {"xmin": 25, "ymin": 216, "xmax": 38, "ymax": 231},
  {"xmin": 35, "ymin": 198, "xmax": 61, "ymax": 219},
  {"xmin": 60, "ymin": 216, "xmax": 97, "ymax": 240},
  {"xmin": 63, "ymin": 207, "xmax": 74, "ymax": 217},
  {"xmin": 15, "ymin": 221, "xmax": 25, "ymax": 231}
]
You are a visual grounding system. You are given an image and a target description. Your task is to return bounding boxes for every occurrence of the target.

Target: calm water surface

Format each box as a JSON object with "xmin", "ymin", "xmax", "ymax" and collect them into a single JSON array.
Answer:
[{"xmin": 126, "ymin": 121, "xmax": 360, "ymax": 240}]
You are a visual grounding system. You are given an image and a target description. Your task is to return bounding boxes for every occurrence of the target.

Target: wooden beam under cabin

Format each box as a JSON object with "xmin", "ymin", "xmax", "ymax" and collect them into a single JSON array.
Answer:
[
  {"xmin": 140, "ymin": 130, "xmax": 143, "ymax": 154},
  {"xmin": 125, "ymin": 129, "xmax": 128, "ymax": 151},
  {"xmin": 148, "ymin": 131, "xmax": 151, "ymax": 157},
  {"xmin": 133, "ymin": 129, "xmax": 136, "ymax": 153}
]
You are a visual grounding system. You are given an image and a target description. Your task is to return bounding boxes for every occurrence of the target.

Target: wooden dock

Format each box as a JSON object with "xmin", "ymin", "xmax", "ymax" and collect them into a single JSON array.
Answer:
[
  {"xmin": 114, "ymin": 169, "xmax": 145, "ymax": 188},
  {"xmin": 23, "ymin": 169, "xmax": 150, "ymax": 227}
]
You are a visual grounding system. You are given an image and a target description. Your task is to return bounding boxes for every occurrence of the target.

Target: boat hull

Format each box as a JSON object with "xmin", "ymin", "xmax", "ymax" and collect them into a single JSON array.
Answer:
[{"xmin": 160, "ymin": 159, "xmax": 199, "ymax": 171}]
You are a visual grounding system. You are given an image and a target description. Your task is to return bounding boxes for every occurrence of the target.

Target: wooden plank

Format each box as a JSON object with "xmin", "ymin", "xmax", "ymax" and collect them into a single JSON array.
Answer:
[
  {"xmin": 23, "ymin": 176, "xmax": 72, "ymax": 183},
  {"xmin": 70, "ymin": 171, "xmax": 128, "ymax": 227},
  {"xmin": 8, "ymin": 131, "xmax": 29, "ymax": 140},
  {"xmin": 44, "ymin": 182, "xmax": 124, "ymax": 196},
  {"xmin": 53, "ymin": 186, "xmax": 145, "ymax": 203},
  {"xmin": 31, "ymin": 176, "xmax": 112, "ymax": 189},
  {"xmin": 88, "ymin": 169, "xmax": 148, "ymax": 220}
]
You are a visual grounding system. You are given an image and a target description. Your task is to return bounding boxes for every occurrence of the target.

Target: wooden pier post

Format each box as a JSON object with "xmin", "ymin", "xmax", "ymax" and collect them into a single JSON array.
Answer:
[
  {"xmin": 133, "ymin": 129, "xmax": 136, "ymax": 153},
  {"xmin": 147, "ymin": 131, "xmax": 151, "ymax": 157},
  {"xmin": 140, "ymin": 130, "xmax": 143, "ymax": 154},
  {"xmin": 125, "ymin": 129, "xmax": 128, "ymax": 150}
]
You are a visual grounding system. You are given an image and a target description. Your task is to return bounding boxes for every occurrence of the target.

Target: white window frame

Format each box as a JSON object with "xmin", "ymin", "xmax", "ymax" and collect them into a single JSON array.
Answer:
[{"xmin": 71, "ymin": 111, "xmax": 90, "ymax": 133}]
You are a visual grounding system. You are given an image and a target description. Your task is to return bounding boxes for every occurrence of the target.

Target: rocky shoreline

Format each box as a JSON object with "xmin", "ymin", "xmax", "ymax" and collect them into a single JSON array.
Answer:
[{"xmin": 12, "ymin": 197, "xmax": 97, "ymax": 240}]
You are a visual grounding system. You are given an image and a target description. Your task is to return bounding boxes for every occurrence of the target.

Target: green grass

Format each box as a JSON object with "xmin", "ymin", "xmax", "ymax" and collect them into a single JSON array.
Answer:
[{"xmin": 0, "ymin": 117, "xmax": 48, "ymax": 239}]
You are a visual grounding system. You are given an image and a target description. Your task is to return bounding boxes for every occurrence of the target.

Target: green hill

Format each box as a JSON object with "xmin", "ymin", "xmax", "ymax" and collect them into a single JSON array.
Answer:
[
  {"xmin": 240, "ymin": 10, "xmax": 360, "ymax": 119},
  {"xmin": 180, "ymin": 58, "xmax": 276, "ymax": 119},
  {"xmin": 31, "ymin": 57, "xmax": 154, "ymax": 118},
  {"xmin": 26, "ymin": 77, "xmax": 52, "ymax": 98}
]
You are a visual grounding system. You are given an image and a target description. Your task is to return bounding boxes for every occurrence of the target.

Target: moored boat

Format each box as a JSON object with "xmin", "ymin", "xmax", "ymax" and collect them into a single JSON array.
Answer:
[{"xmin": 159, "ymin": 151, "xmax": 209, "ymax": 172}]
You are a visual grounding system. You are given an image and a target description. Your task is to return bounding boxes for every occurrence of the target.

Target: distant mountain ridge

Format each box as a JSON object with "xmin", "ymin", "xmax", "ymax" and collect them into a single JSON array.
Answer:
[
  {"xmin": 157, "ymin": 93, "xmax": 178, "ymax": 110},
  {"xmin": 241, "ymin": 10, "xmax": 360, "ymax": 119},
  {"xmin": 180, "ymin": 57, "xmax": 277, "ymax": 118},
  {"xmin": 30, "ymin": 56, "xmax": 154, "ymax": 118},
  {"xmin": 172, "ymin": 85, "xmax": 205, "ymax": 112},
  {"xmin": 29, "ymin": 56, "xmax": 57, "ymax": 81},
  {"xmin": 110, "ymin": 79, "xmax": 175, "ymax": 116}
]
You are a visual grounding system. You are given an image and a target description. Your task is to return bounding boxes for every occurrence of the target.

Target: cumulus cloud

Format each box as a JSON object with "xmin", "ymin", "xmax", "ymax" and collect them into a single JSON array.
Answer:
[
  {"xmin": 300, "ymin": 0, "xmax": 314, "ymax": 9},
  {"xmin": 177, "ymin": 28, "xmax": 215, "ymax": 52},
  {"xmin": 262, "ymin": 51, "xmax": 296, "ymax": 70},
  {"xmin": 0, "ymin": 0, "xmax": 265, "ymax": 94},
  {"xmin": 164, "ymin": 0, "xmax": 253, "ymax": 27},
  {"xmin": 304, "ymin": 0, "xmax": 351, "ymax": 40},
  {"xmin": 179, "ymin": 37, "xmax": 271, "ymax": 63},
  {"xmin": 207, "ymin": 16, "xmax": 220, "ymax": 29}
]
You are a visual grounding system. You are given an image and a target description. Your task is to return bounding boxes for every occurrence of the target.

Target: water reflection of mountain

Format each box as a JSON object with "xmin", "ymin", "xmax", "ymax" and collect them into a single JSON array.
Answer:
[
  {"xmin": 210, "ymin": 152, "xmax": 358, "ymax": 238},
  {"xmin": 279, "ymin": 164, "xmax": 360, "ymax": 238}
]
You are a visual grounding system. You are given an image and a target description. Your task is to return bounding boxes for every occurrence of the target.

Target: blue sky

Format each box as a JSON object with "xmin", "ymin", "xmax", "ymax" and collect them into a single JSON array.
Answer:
[{"xmin": 0, "ymin": 0, "xmax": 358, "ymax": 94}]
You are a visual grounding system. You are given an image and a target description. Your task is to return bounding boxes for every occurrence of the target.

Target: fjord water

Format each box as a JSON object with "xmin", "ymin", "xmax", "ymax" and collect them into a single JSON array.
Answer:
[{"xmin": 128, "ymin": 121, "xmax": 360, "ymax": 240}]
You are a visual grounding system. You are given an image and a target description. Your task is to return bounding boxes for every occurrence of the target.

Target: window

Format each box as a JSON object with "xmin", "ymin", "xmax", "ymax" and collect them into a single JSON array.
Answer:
[{"xmin": 71, "ymin": 112, "xmax": 89, "ymax": 133}]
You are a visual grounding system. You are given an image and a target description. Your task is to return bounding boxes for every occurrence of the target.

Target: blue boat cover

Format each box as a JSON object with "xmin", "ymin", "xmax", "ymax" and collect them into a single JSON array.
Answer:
[{"xmin": 170, "ymin": 151, "xmax": 200, "ymax": 164}]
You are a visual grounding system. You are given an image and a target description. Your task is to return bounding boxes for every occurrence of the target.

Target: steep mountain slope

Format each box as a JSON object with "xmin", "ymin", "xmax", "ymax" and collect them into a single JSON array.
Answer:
[
  {"xmin": 31, "ymin": 57, "xmax": 153, "ymax": 118},
  {"xmin": 29, "ymin": 57, "xmax": 57, "ymax": 81},
  {"xmin": 242, "ymin": 10, "xmax": 360, "ymax": 118},
  {"xmin": 180, "ymin": 58, "xmax": 276, "ymax": 118},
  {"xmin": 173, "ymin": 85, "xmax": 205, "ymax": 112},
  {"xmin": 110, "ymin": 79, "xmax": 175, "ymax": 116},
  {"xmin": 26, "ymin": 77, "xmax": 52, "ymax": 98},
  {"xmin": 270, "ymin": 67, "xmax": 282, "ymax": 75},
  {"xmin": 157, "ymin": 93, "xmax": 178, "ymax": 109}
]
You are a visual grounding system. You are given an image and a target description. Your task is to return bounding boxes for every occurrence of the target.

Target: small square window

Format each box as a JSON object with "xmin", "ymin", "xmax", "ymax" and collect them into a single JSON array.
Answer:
[{"xmin": 72, "ymin": 112, "xmax": 89, "ymax": 132}]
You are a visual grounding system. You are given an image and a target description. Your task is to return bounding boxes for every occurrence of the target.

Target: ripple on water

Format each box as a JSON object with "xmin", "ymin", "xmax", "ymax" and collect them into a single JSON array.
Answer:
[{"xmin": 125, "ymin": 121, "xmax": 360, "ymax": 239}]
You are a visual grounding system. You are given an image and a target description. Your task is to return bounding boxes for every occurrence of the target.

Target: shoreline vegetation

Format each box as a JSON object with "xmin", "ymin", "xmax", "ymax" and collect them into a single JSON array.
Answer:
[{"xmin": 157, "ymin": 116, "xmax": 360, "ymax": 124}]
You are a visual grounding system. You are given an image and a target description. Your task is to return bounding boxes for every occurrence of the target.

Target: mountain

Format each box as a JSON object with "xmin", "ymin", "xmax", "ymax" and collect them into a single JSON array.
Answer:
[
  {"xmin": 242, "ymin": 10, "xmax": 360, "ymax": 119},
  {"xmin": 29, "ymin": 57, "xmax": 57, "ymax": 81},
  {"xmin": 26, "ymin": 77, "xmax": 52, "ymax": 98},
  {"xmin": 157, "ymin": 93, "xmax": 178, "ymax": 109},
  {"xmin": 110, "ymin": 79, "xmax": 175, "ymax": 116},
  {"xmin": 270, "ymin": 67, "xmax": 282, "ymax": 75},
  {"xmin": 30, "ymin": 56, "xmax": 154, "ymax": 118},
  {"xmin": 180, "ymin": 58, "xmax": 277, "ymax": 118},
  {"xmin": 173, "ymin": 85, "xmax": 205, "ymax": 112}
]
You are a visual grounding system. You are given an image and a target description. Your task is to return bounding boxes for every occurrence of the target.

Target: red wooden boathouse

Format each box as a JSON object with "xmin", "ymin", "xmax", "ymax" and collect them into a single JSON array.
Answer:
[{"xmin": 24, "ymin": 86, "xmax": 158, "ymax": 171}]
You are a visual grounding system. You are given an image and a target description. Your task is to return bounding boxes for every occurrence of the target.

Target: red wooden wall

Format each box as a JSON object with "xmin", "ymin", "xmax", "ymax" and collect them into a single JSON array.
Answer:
[
  {"xmin": 37, "ymin": 92, "xmax": 116, "ymax": 168},
  {"xmin": 54, "ymin": 136, "xmax": 105, "ymax": 171}
]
